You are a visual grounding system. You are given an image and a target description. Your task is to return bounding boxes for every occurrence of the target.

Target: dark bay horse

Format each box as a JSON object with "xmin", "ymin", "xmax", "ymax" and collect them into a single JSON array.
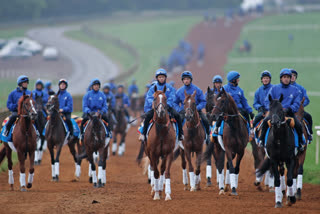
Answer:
[
  {"xmin": 208, "ymin": 88, "xmax": 248, "ymax": 196},
  {"xmin": 145, "ymin": 86, "xmax": 175, "ymax": 201},
  {"xmin": 34, "ymin": 95, "xmax": 47, "ymax": 165},
  {"xmin": 258, "ymin": 94, "xmax": 297, "ymax": 208},
  {"xmin": 78, "ymin": 113, "xmax": 109, "ymax": 188},
  {"xmin": 45, "ymin": 94, "xmax": 80, "ymax": 182},
  {"xmin": 176, "ymin": 90, "xmax": 205, "ymax": 191},
  {"xmin": 112, "ymin": 96, "xmax": 128, "ymax": 156},
  {"xmin": 4, "ymin": 93, "xmax": 37, "ymax": 191}
]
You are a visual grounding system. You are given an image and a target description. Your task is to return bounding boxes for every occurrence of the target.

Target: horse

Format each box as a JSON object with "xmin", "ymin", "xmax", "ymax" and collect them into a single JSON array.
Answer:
[
  {"xmin": 45, "ymin": 93, "xmax": 81, "ymax": 182},
  {"xmin": 145, "ymin": 85, "xmax": 175, "ymax": 200},
  {"xmin": 176, "ymin": 90, "xmax": 206, "ymax": 191},
  {"xmin": 34, "ymin": 94, "xmax": 47, "ymax": 165},
  {"xmin": 112, "ymin": 96, "xmax": 129, "ymax": 156},
  {"xmin": 206, "ymin": 87, "xmax": 248, "ymax": 196},
  {"xmin": 77, "ymin": 112, "xmax": 109, "ymax": 187},
  {"xmin": 258, "ymin": 94, "xmax": 297, "ymax": 208},
  {"xmin": 130, "ymin": 92, "xmax": 139, "ymax": 125},
  {"xmin": 3, "ymin": 93, "xmax": 37, "ymax": 191}
]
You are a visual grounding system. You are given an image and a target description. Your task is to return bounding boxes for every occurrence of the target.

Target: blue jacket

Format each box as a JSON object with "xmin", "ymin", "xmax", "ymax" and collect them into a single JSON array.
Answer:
[
  {"xmin": 204, "ymin": 88, "xmax": 220, "ymax": 97},
  {"xmin": 58, "ymin": 90, "xmax": 73, "ymax": 113},
  {"xmin": 115, "ymin": 92, "xmax": 130, "ymax": 107},
  {"xmin": 253, "ymin": 83, "xmax": 273, "ymax": 111},
  {"xmin": 44, "ymin": 87, "xmax": 54, "ymax": 95},
  {"xmin": 104, "ymin": 91, "xmax": 116, "ymax": 109},
  {"xmin": 144, "ymin": 82, "xmax": 175, "ymax": 112},
  {"xmin": 292, "ymin": 82, "xmax": 310, "ymax": 107},
  {"xmin": 265, "ymin": 83, "xmax": 300, "ymax": 113},
  {"xmin": 174, "ymin": 84, "xmax": 206, "ymax": 112},
  {"xmin": 109, "ymin": 82, "xmax": 117, "ymax": 91},
  {"xmin": 128, "ymin": 84, "xmax": 139, "ymax": 97},
  {"xmin": 83, "ymin": 90, "xmax": 108, "ymax": 114},
  {"xmin": 32, "ymin": 89, "xmax": 49, "ymax": 105},
  {"xmin": 223, "ymin": 83, "xmax": 253, "ymax": 113},
  {"xmin": 7, "ymin": 87, "xmax": 31, "ymax": 112}
]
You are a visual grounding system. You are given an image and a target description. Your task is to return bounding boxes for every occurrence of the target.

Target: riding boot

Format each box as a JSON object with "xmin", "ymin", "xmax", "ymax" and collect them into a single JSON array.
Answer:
[
  {"xmin": 169, "ymin": 107, "xmax": 184, "ymax": 140},
  {"xmin": 3, "ymin": 113, "xmax": 18, "ymax": 137},
  {"xmin": 294, "ymin": 116, "xmax": 304, "ymax": 151},
  {"xmin": 199, "ymin": 111, "xmax": 210, "ymax": 137},
  {"xmin": 258, "ymin": 116, "xmax": 271, "ymax": 147},
  {"xmin": 65, "ymin": 119, "xmax": 73, "ymax": 139},
  {"xmin": 140, "ymin": 110, "xmax": 154, "ymax": 142},
  {"xmin": 252, "ymin": 112, "xmax": 264, "ymax": 128},
  {"xmin": 213, "ymin": 115, "xmax": 223, "ymax": 135},
  {"xmin": 304, "ymin": 111, "xmax": 313, "ymax": 141},
  {"xmin": 80, "ymin": 114, "xmax": 89, "ymax": 140}
]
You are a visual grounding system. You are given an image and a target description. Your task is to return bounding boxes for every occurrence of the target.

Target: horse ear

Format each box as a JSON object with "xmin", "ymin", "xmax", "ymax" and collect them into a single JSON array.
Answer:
[
  {"xmin": 268, "ymin": 94, "xmax": 272, "ymax": 102},
  {"xmin": 279, "ymin": 94, "xmax": 284, "ymax": 103},
  {"xmin": 207, "ymin": 87, "xmax": 211, "ymax": 94},
  {"xmin": 192, "ymin": 90, "xmax": 196, "ymax": 98},
  {"xmin": 184, "ymin": 90, "xmax": 188, "ymax": 97},
  {"xmin": 154, "ymin": 85, "xmax": 157, "ymax": 92},
  {"xmin": 163, "ymin": 85, "xmax": 166, "ymax": 93}
]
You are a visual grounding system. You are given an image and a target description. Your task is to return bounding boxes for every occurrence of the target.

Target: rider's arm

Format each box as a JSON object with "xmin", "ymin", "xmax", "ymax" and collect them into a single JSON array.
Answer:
[
  {"xmin": 7, "ymin": 91, "xmax": 17, "ymax": 112},
  {"xmin": 196, "ymin": 88, "xmax": 206, "ymax": 111},
  {"xmin": 63, "ymin": 93, "xmax": 73, "ymax": 113},
  {"xmin": 240, "ymin": 89, "xmax": 252, "ymax": 113},
  {"xmin": 253, "ymin": 89, "xmax": 262, "ymax": 111}
]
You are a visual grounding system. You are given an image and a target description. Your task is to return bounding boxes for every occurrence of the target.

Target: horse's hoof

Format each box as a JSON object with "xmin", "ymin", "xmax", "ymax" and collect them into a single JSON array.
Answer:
[
  {"xmin": 35, "ymin": 161, "xmax": 39, "ymax": 166},
  {"xmin": 89, "ymin": 177, "xmax": 93, "ymax": 183},
  {"xmin": 27, "ymin": 183, "xmax": 32, "ymax": 189},
  {"xmin": 51, "ymin": 177, "xmax": 56, "ymax": 182},
  {"xmin": 219, "ymin": 189, "xmax": 225, "ymax": 195},
  {"xmin": 148, "ymin": 179, "xmax": 151, "ymax": 184},
  {"xmin": 184, "ymin": 185, "xmax": 189, "ymax": 191},
  {"xmin": 74, "ymin": 176, "xmax": 80, "ymax": 182},
  {"xmin": 165, "ymin": 194, "xmax": 172, "ymax": 201},
  {"xmin": 225, "ymin": 184, "xmax": 230, "ymax": 192},
  {"xmin": 230, "ymin": 187, "xmax": 238, "ymax": 196},
  {"xmin": 269, "ymin": 187, "xmax": 275, "ymax": 192},
  {"xmin": 286, "ymin": 196, "xmax": 296, "ymax": 206},
  {"xmin": 197, "ymin": 184, "xmax": 201, "ymax": 191},
  {"xmin": 190, "ymin": 187, "xmax": 197, "ymax": 192},
  {"xmin": 93, "ymin": 183, "xmax": 98, "ymax": 188},
  {"xmin": 10, "ymin": 184, "xmax": 14, "ymax": 191},
  {"xmin": 264, "ymin": 185, "xmax": 269, "ymax": 191},
  {"xmin": 206, "ymin": 178, "xmax": 212, "ymax": 187},
  {"xmin": 159, "ymin": 191, "xmax": 163, "ymax": 199},
  {"xmin": 112, "ymin": 152, "xmax": 116, "ymax": 156},
  {"xmin": 55, "ymin": 175, "xmax": 59, "ymax": 182},
  {"xmin": 20, "ymin": 187, "xmax": 27, "ymax": 192},
  {"xmin": 296, "ymin": 188, "xmax": 302, "ymax": 200},
  {"xmin": 254, "ymin": 181, "xmax": 260, "ymax": 186},
  {"xmin": 38, "ymin": 160, "xmax": 42, "ymax": 165},
  {"xmin": 98, "ymin": 179, "xmax": 103, "ymax": 188},
  {"xmin": 275, "ymin": 202, "xmax": 282, "ymax": 208},
  {"xmin": 153, "ymin": 192, "xmax": 160, "ymax": 200}
]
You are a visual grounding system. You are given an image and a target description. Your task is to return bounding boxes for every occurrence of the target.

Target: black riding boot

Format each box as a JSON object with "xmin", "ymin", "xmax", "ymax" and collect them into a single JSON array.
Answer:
[
  {"xmin": 142, "ymin": 110, "xmax": 154, "ymax": 138},
  {"xmin": 4, "ymin": 112, "xmax": 18, "ymax": 136},
  {"xmin": 253, "ymin": 112, "xmax": 264, "ymax": 128},
  {"xmin": 294, "ymin": 116, "xmax": 304, "ymax": 151},
  {"xmin": 169, "ymin": 107, "xmax": 184, "ymax": 140},
  {"xmin": 213, "ymin": 115, "xmax": 223, "ymax": 134},
  {"xmin": 304, "ymin": 111, "xmax": 313, "ymax": 141},
  {"xmin": 258, "ymin": 115, "xmax": 271, "ymax": 146}
]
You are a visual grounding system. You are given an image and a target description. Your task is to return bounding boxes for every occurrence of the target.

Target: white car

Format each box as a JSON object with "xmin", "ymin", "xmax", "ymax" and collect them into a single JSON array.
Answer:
[
  {"xmin": 10, "ymin": 37, "xmax": 43, "ymax": 54},
  {"xmin": 43, "ymin": 47, "xmax": 59, "ymax": 60}
]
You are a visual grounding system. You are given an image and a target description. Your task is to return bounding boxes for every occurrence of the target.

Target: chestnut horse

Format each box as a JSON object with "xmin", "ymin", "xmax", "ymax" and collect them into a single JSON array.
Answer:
[
  {"xmin": 4, "ymin": 93, "xmax": 37, "ymax": 191},
  {"xmin": 145, "ymin": 85, "xmax": 175, "ymax": 201},
  {"xmin": 177, "ymin": 90, "xmax": 205, "ymax": 191}
]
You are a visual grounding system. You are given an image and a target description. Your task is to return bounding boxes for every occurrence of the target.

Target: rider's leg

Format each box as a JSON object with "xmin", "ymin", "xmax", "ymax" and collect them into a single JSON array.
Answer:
[
  {"xmin": 293, "ymin": 115, "xmax": 304, "ymax": 151},
  {"xmin": 168, "ymin": 106, "xmax": 184, "ymax": 140},
  {"xmin": 304, "ymin": 111, "xmax": 313, "ymax": 136},
  {"xmin": 253, "ymin": 112, "xmax": 264, "ymax": 128},
  {"xmin": 142, "ymin": 109, "xmax": 154, "ymax": 138},
  {"xmin": 239, "ymin": 108, "xmax": 249, "ymax": 122},
  {"xmin": 258, "ymin": 115, "xmax": 271, "ymax": 146},
  {"xmin": 101, "ymin": 113, "xmax": 110, "ymax": 137},
  {"xmin": 80, "ymin": 113, "xmax": 89, "ymax": 135},
  {"xmin": 4, "ymin": 112, "xmax": 18, "ymax": 136},
  {"xmin": 64, "ymin": 113, "xmax": 73, "ymax": 137},
  {"xmin": 199, "ymin": 111, "xmax": 210, "ymax": 135}
]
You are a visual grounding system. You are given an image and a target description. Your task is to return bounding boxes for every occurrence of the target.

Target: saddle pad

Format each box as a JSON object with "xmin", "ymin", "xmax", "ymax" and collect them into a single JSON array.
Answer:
[
  {"xmin": 138, "ymin": 121, "xmax": 178, "ymax": 139},
  {"xmin": 42, "ymin": 117, "xmax": 79, "ymax": 137},
  {"xmin": 0, "ymin": 123, "xmax": 15, "ymax": 143},
  {"xmin": 264, "ymin": 127, "xmax": 306, "ymax": 148}
]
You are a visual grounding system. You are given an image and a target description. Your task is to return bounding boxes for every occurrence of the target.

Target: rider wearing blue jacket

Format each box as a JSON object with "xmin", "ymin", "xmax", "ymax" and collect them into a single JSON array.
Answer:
[
  {"xmin": 260, "ymin": 68, "xmax": 304, "ymax": 151},
  {"xmin": 4, "ymin": 75, "xmax": 31, "ymax": 136},
  {"xmin": 103, "ymin": 83, "xmax": 116, "ymax": 110},
  {"xmin": 109, "ymin": 78, "xmax": 117, "ymax": 94},
  {"xmin": 128, "ymin": 79, "xmax": 139, "ymax": 98},
  {"xmin": 205, "ymin": 75, "xmax": 223, "ymax": 97},
  {"xmin": 32, "ymin": 79, "xmax": 49, "ymax": 106},
  {"xmin": 57, "ymin": 79, "xmax": 74, "ymax": 137},
  {"xmin": 115, "ymin": 85, "xmax": 131, "ymax": 121},
  {"xmin": 80, "ymin": 79, "xmax": 109, "ymax": 138},
  {"xmin": 291, "ymin": 69, "xmax": 313, "ymax": 139},
  {"xmin": 139, "ymin": 68, "xmax": 183, "ymax": 142},
  {"xmin": 174, "ymin": 71, "xmax": 210, "ymax": 136},
  {"xmin": 213, "ymin": 71, "xmax": 254, "ymax": 134},
  {"xmin": 252, "ymin": 71, "xmax": 273, "ymax": 127},
  {"xmin": 44, "ymin": 81, "xmax": 55, "ymax": 96}
]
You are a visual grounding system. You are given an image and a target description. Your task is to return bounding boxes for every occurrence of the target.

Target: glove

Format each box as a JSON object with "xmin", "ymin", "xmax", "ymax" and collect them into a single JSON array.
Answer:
[{"xmin": 249, "ymin": 112, "xmax": 255, "ymax": 120}]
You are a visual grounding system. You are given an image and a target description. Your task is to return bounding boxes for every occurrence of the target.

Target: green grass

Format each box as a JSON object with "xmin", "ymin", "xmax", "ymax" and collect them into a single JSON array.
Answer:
[
  {"xmin": 0, "ymin": 152, "xmax": 18, "ymax": 173},
  {"xmin": 0, "ymin": 27, "xmax": 29, "ymax": 39},
  {"xmin": 225, "ymin": 13, "xmax": 320, "ymax": 184}
]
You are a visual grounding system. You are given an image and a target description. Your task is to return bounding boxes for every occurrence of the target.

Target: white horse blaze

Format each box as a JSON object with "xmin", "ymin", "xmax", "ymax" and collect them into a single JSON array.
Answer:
[{"xmin": 158, "ymin": 94, "xmax": 163, "ymax": 115}]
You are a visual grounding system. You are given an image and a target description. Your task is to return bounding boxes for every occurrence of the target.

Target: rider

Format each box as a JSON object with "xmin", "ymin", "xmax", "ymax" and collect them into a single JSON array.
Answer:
[
  {"xmin": 109, "ymin": 78, "xmax": 117, "ymax": 94},
  {"xmin": 44, "ymin": 81, "xmax": 55, "ymax": 96},
  {"xmin": 174, "ymin": 71, "xmax": 210, "ymax": 138},
  {"xmin": 57, "ymin": 79, "xmax": 74, "ymax": 138},
  {"xmin": 139, "ymin": 68, "xmax": 184, "ymax": 142},
  {"xmin": 259, "ymin": 68, "xmax": 304, "ymax": 151},
  {"xmin": 206, "ymin": 75, "xmax": 223, "ymax": 96},
  {"xmin": 128, "ymin": 79, "xmax": 139, "ymax": 98},
  {"xmin": 102, "ymin": 83, "xmax": 117, "ymax": 129},
  {"xmin": 252, "ymin": 70, "xmax": 273, "ymax": 128},
  {"xmin": 290, "ymin": 69, "xmax": 313, "ymax": 140},
  {"xmin": 32, "ymin": 79, "xmax": 49, "ymax": 106},
  {"xmin": 3, "ymin": 75, "xmax": 31, "ymax": 136},
  {"xmin": 114, "ymin": 84, "xmax": 131, "ymax": 121},
  {"xmin": 80, "ymin": 79, "xmax": 109, "ymax": 139},
  {"xmin": 213, "ymin": 71, "xmax": 254, "ymax": 134}
]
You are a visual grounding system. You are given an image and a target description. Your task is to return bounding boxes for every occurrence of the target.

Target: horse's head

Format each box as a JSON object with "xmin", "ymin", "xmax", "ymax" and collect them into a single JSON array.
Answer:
[
  {"xmin": 46, "ymin": 93, "xmax": 59, "ymax": 113},
  {"xmin": 115, "ymin": 96, "xmax": 124, "ymax": 112},
  {"xmin": 35, "ymin": 94, "xmax": 44, "ymax": 112},
  {"xmin": 184, "ymin": 90, "xmax": 196, "ymax": 121},
  {"xmin": 268, "ymin": 94, "xmax": 285, "ymax": 129},
  {"xmin": 153, "ymin": 85, "xmax": 167, "ymax": 119},
  {"xmin": 18, "ymin": 93, "xmax": 37, "ymax": 120},
  {"xmin": 212, "ymin": 87, "xmax": 237, "ymax": 117}
]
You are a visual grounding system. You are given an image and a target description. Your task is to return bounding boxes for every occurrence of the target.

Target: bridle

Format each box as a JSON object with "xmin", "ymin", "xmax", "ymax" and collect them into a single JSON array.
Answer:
[
  {"xmin": 212, "ymin": 95, "xmax": 239, "ymax": 118},
  {"xmin": 21, "ymin": 97, "xmax": 37, "ymax": 118}
]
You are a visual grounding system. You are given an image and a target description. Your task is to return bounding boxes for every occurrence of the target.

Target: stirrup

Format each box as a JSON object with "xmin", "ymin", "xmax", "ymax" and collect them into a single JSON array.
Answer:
[
  {"xmin": 139, "ymin": 134, "xmax": 145, "ymax": 142},
  {"xmin": 179, "ymin": 135, "xmax": 184, "ymax": 141}
]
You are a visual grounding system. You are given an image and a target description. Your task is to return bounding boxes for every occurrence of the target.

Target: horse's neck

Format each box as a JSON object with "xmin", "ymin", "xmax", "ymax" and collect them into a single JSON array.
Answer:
[
  {"xmin": 50, "ymin": 110, "xmax": 62, "ymax": 125},
  {"xmin": 296, "ymin": 108, "xmax": 304, "ymax": 121},
  {"xmin": 18, "ymin": 116, "xmax": 31, "ymax": 133},
  {"xmin": 186, "ymin": 110, "xmax": 200, "ymax": 128},
  {"xmin": 153, "ymin": 112, "xmax": 169, "ymax": 125}
]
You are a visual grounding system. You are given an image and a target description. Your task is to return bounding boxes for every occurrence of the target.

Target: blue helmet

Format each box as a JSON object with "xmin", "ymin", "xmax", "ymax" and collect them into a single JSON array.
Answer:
[
  {"xmin": 58, "ymin": 79, "xmax": 68, "ymax": 88},
  {"xmin": 118, "ymin": 84, "xmax": 124, "ymax": 89},
  {"xmin": 17, "ymin": 75, "xmax": 29, "ymax": 86},
  {"xmin": 260, "ymin": 70, "xmax": 272, "ymax": 79},
  {"xmin": 227, "ymin": 71, "xmax": 240, "ymax": 82},
  {"xmin": 35, "ymin": 79, "xmax": 44, "ymax": 87},
  {"xmin": 91, "ymin": 78, "xmax": 101, "ymax": 86},
  {"xmin": 280, "ymin": 68, "xmax": 292, "ymax": 78},
  {"xmin": 181, "ymin": 71, "xmax": 193, "ymax": 81},
  {"xmin": 212, "ymin": 75, "xmax": 223, "ymax": 83},
  {"xmin": 290, "ymin": 68, "xmax": 298, "ymax": 77},
  {"xmin": 155, "ymin": 68, "xmax": 167, "ymax": 78},
  {"xmin": 169, "ymin": 80, "xmax": 175, "ymax": 86},
  {"xmin": 103, "ymin": 83, "xmax": 110, "ymax": 90},
  {"xmin": 44, "ymin": 81, "xmax": 52, "ymax": 88}
]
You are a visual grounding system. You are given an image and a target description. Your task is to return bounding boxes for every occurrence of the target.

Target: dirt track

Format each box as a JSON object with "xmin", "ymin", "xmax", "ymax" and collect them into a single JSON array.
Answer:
[{"xmin": 0, "ymin": 18, "xmax": 320, "ymax": 214}]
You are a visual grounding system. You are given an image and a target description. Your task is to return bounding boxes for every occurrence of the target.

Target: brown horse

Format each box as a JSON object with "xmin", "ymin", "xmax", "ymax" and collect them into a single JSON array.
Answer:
[
  {"xmin": 45, "ymin": 93, "xmax": 80, "ymax": 182},
  {"xmin": 177, "ymin": 90, "xmax": 206, "ymax": 191},
  {"xmin": 4, "ymin": 93, "xmax": 37, "ymax": 191},
  {"xmin": 209, "ymin": 88, "xmax": 248, "ymax": 196},
  {"xmin": 145, "ymin": 85, "xmax": 175, "ymax": 201},
  {"xmin": 112, "ymin": 96, "xmax": 129, "ymax": 156},
  {"xmin": 34, "ymin": 94, "xmax": 47, "ymax": 165}
]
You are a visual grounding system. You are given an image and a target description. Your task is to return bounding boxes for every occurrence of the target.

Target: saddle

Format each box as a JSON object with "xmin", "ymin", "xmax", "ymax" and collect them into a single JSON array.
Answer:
[
  {"xmin": 138, "ymin": 118, "xmax": 179, "ymax": 140},
  {"xmin": 83, "ymin": 118, "xmax": 110, "ymax": 138},
  {"xmin": 42, "ymin": 115, "xmax": 80, "ymax": 138}
]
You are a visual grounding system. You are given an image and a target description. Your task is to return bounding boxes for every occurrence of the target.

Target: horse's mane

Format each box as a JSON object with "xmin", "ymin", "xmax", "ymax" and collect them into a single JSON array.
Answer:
[
  {"xmin": 17, "ymin": 95, "xmax": 28, "ymax": 115},
  {"xmin": 226, "ymin": 93, "xmax": 239, "ymax": 114}
]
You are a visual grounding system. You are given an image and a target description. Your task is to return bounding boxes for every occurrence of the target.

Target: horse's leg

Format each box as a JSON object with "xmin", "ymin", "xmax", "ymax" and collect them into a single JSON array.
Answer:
[
  {"xmin": 286, "ymin": 159, "xmax": 296, "ymax": 206},
  {"xmin": 272, "ymin": 161, "xmax": 282, "ymax": 208},
  {"xmin": 17, "ymin": 150, "xmax": 27, "ymax": 192},
  {"xmin": 54, "ymin": 143, "xmax": 63, "ymax": 182},
  {"xmin": 225, "ymin": 162, "xmax": 230, "ymax": 192},
  {"xmin": 251, "ymin": 140, "xmax": 264, "ymax": 189},
  {"xmin": 296, "ymin": 150, "xmax": 306, "ymax": 200},
  {"xmin": 195, "ymin": 151, "xmax": 202, "ymax": 191},
  {"xmin": 67, "ymin": 138, "xmax": 80, "ymax": 181},
  {"xmin": 38, "ymin": 136, "xmax": 45, "ymax": 164},
  {"xmin": 88, "ymin": 153, "xmax": 97, "ymax": 188},
  {"xmin": 234, "ymin": 150, "xmax": 244, "ymax": 192},
  {"xmin": 48, "ymin": 142, "xmax": 56, "ymax": 181},
  {"xmin": 102, "ymin": 146, "xmax": 108, "ymax": 185},
  {"xmin": 279, "ymin": 163, "xmax": 286, "ymax": 195},
  {"xmin": 225, "ymin": 151, "xmax": 237, "ymax": 196},
  {"xmin": 151, "ymin": 156, "xmax": 160, "ymax": 200},
  {"xmin": 112, "ymin": 133, "xmax": 117, "ymax": 155},
  {"xmin": 185, "ymin": 149, "xmax": 195, "ymax": 192},
  {"xmin": 159, "ymin": 155, "xmax": 167, "ymax": 198},
  {"xmin": 27, "ymin": 148, "xmax": 35, "ymax": 189},
  {"xmin": 180, "ymin": 149, "xmax": 189, "ymax": 190},
  {"xmin": 6, "ymin": 145, "xmax": 14, "ymax": 190},
  {"xmin": 118, "ymin": 131, "xmax": 126, "ymax": 156},
  {"xmin": 164, "ymin": 152, "xmax": 173, "ymax": 201},
  {"xmin": 206, "ymin": 152, "xmax": 212, "ymax": 187},
  {"xmin": 215, "ymin": 145, "xmax": 225, "ymax": 195},
  {"xmin": 97, "ymin": 147, "xmax": 107, "ymax": 188}
]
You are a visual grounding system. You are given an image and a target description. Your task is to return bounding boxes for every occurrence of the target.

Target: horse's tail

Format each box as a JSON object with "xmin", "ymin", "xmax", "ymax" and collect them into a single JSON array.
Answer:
[
  {"xmin": 201, "ymin": 141, "xmax": 214, "ymax": 163},
  {"xmin": 136, "ymin": 142, "xmax": 145, "ymax": 165},
  {"xmin": 173, "ymin": 148, "xmax": 180, "ymax": 161},
  {"xmin": 257, "ymin": 158, "xmax": 271, "ymax": 178},
  {"xmin": 0, "ymin": 146, "xmax": 6, "ymax": 164}
]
